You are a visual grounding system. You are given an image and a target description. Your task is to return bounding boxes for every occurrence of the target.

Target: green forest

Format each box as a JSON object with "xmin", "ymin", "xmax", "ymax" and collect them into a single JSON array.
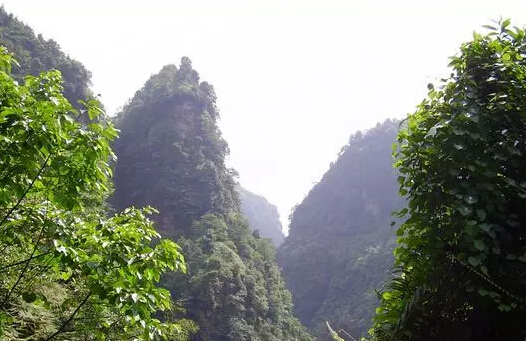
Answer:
[{"xmin": 0, "ymin": 5, "xmax": 525, "ymax": 341}]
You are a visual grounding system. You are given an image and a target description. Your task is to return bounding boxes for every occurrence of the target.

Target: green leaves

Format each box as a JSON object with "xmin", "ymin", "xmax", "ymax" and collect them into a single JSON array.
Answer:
[
  {"xmin": 474, "ymin": 239, "xmax": 486, "ymax": 251},
  {"xmin": 476, "ymin": 209, "xmax": 486, "ymax": 220},
  {"xmin": 458, "ymin": 205, "xmax": 473, "ymax": 216},
  {"xmin": 59, "ymin": 207, "xmax": 187, "ymax": 337},
  {"xmin": 0, "ymin": 46, "xmax": 191, "ymax": 341},
  {"xmin": 371, "ymin": 18, "xmax": 526, "ymax": 341},
  {"xmin": 468, "ymin": 256, "xmax": 482, "ymax": 267},
  {"xmin": 464, "ymin": 194, "xmax": 478, "ymax": 205}
]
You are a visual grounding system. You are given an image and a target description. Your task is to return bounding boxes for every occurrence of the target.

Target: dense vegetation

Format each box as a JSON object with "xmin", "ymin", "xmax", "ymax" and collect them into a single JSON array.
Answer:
[
  {"xmin": 238, "ymin": 186, "xmax": 285, "ymax": 246},
  {"xmin": 0, "ymin": 7, "xmax": 92, "ymax": 110},
  {"xmin": 111, "ymin": 59, "xmax": 238, "ymax": 232},
  {"xmin": 3, "ymin": 6, "xmax": 526, "ymax": 341},
  {"xmin": 277, "ymin": 120, "xmax": 402, "ymax": 339},
  {"xmin": 111, "ymin": 59, "xmax": 312, "ymax": 341},
  {"xmin": 0, "ymin": 47, "xmax": 192, "ymax": 340},
  {"xmin": 371, "ymin": 21, "xmax": 526, "ymax": 341}
]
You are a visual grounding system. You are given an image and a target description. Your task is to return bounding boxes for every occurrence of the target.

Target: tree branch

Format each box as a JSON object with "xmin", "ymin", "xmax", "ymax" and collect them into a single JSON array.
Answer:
[
  {"xmin": 0, "ymin": 252, "xmax": 50, "ymax": 271},
  {"xmin": 45, "ymin": 292, "xmax": 92, "ymax": 341},
  {"xmin": 0, "ymin": 152, "xmax": 52, "ymax": 229},
  {"xmin": 0, "ymin": 223, "xmax": 46, "ymax": 308},
  {"xmin": 0, "ymin": 111, "xmax": 83, "ymax": 229}
]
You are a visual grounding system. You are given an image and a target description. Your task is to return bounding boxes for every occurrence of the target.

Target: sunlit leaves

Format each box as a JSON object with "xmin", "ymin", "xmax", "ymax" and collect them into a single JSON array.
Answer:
[
  {"xmin": 0, "ymin": 47, "xmax": 190, "ymax": 341},
  {"xmin": 371, "ymin": 19, "xmax": 526, "ymax": 341}
]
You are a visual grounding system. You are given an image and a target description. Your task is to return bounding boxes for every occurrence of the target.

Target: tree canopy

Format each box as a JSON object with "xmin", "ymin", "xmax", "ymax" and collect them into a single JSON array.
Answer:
[
  {"xmin": 0, "ymin": 47, "xmax": 192, "ymax": 341},
  {"xmin": 371, "ymin": 20, "xmax": 526, "ymax": 341}
]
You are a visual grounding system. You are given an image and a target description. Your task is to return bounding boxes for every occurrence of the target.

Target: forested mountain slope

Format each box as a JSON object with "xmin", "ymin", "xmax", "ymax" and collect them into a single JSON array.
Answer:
[
  {"xmin": 111, "ymin": 59, "xmax": 312, "ymax": 341},
  {"xmin": 0, "ymin": 7, "xmax": 91, "ymax": 108},
  {"xmin": 238, "ymin": 186, "xmax": 285, "ymax": 246},
  {"xmin": 0, "ymin": 10, "xmax": 195, "ymax": 341},
  {"xmin": 277, "ymin": 119, "xmax": 402, "ymax": 340},
  {"xmin": 112, "ymin": 58, "xmax": 238, "ymax": 233}
]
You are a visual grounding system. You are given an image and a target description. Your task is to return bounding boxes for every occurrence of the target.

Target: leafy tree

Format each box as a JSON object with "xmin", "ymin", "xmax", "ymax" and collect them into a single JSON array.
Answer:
[
  {"xmin": 112, "ymin": 58, "xmax": 313, "ymax": 341},
  {"xmin": 0, "ymin": 47, "xmax": 193, "ymax": 341},
  {"xmin": 277, "ymin": 120, "xmax": 402, "ymax": 340},
  {"xmin": 371, "ymin": 20, "xmax": 526, "ymax": 341}
]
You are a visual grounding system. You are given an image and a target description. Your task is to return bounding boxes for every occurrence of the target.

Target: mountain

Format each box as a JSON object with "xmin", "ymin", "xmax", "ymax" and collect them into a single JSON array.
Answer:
[
  {"xmin": 277, "ymin": 119, "xmax": 402, "ymax": 340},
  {"xmin": 111, "ymin": 58, "xmax": 312, "ymax": 341},
  {"xmin": 0, "ymin": 9, "xmax": 189, "ymax": 341},
  {"xmin": 0, "ymin": 6, "xmax": 91, "ymax": 109},
  {"xmin": 112, "ymin": 58, "xmax": 238, "ymax": 233},
  {"xmin": 238, "ymin": 186, "xmax": 285, "ymax": 246}
]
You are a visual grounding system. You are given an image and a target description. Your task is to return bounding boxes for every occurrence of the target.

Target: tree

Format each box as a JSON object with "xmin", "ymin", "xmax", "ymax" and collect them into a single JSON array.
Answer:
[
  {"xmin": 0, "ymin": 47, "xmax": 193, "ymax": 341},
  {"xmin": 371, "ymin": 20, "xmax": 526, "ymax": 341}
]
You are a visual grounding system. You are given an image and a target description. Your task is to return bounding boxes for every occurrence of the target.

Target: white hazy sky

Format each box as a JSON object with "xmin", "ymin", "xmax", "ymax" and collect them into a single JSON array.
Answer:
[{"xmin": 3, "ymin": 0, "xmax": 526, "ymax": 233}]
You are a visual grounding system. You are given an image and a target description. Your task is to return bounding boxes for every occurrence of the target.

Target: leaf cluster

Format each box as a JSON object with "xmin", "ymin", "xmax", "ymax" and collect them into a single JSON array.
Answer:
[
  {"xmin": 0, "ymin": 47, "xmax": 192, "ymax": 341},
  {"xmin": 371, "ymin": 20, "xmax": 526, "ymax": 341}
]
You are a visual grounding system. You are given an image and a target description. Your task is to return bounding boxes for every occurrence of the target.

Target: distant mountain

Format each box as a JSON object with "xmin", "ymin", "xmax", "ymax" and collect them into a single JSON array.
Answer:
[
  {"xmin": 111, "ymin": 58, "xmax": 312, "ymax": 341},
  {"xmin": 238, "ymin": 186, "xmax": 285, "ymax": 246},
  {"xmin": 277, "ymin": 119, "xmax": 403, "ymax": 340}
]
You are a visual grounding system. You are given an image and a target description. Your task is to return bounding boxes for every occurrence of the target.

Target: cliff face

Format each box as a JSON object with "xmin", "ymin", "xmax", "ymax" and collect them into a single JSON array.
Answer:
[
  {"xmin": 238, "ymin": 186, "xmax": 285, "ymax": 246},
  {"xmin": 111, "ymin": 59, "xmax": 312, "ymax": 341},
  {"xmin": 112, "ymin": 60, "xmax": 238, "ymax": 235},
  {"xmin": 277, "ymin": 119, "xmax": 403, "ymax": 340}
]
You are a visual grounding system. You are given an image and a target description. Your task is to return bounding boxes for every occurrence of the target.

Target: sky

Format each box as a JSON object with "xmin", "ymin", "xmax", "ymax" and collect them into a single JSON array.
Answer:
[{"xmin": 3, "ymin": 0, "xmax": 526, "ymax": 233}]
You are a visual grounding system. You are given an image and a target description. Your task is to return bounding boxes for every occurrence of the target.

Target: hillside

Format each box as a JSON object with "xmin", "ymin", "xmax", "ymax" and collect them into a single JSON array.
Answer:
[
  {"xmin": 238, "ymin": 186, "xmax": 285, "ymax": 246},
  {"xmin": 0, "ymin": 7, "xmax": 91, "ymax": 108},
  {"xmin": 2, "ymin": 5, "xmax": 526, "ymax": 341},
  {"xmin": 277, "ymin": 119, "xmax": 402, "ymax": 339},
  {"xmin": 111, "ymin": 59, "xmax": 312, "ymax": 341},
  {"xmin": 0, "ymin": 9, "xmax": 195, "ymax": 341}
]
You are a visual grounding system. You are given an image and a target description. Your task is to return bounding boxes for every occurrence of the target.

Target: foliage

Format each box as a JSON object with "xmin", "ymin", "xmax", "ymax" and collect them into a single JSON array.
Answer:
[
  {"xmin": 166, "ymin": 213, "xmax": 311, "ymax": 341},
  {"xmin": 112, "ymin": 58, "xmax": 312, "ymax": 341},
  {"xmin": 0, "ymin": 47, "xmax": 192, "ymax": 341},
  {"xmin": 0, "ymin": 6, "xmax": 92, "ymax": 110},
  {"xmin": 371, "ymin": 20, "xmax": 526, "ymax": 341},
  {"xmin": 277, "ymin": 120, "xmax": 402, "ymax": 340},
  {"xmin": 237, "ymin": 186, "xmax": 285, "ymax": 246},
  {"xmin": 112, "ymin": 59, "xmax": 238, "ymax": 233}
]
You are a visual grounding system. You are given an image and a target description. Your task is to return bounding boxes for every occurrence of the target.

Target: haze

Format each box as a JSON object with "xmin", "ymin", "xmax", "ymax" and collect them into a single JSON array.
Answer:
[{"xmin": 4, "ymin": 0, "xmax": 526, "ymax": 232}]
